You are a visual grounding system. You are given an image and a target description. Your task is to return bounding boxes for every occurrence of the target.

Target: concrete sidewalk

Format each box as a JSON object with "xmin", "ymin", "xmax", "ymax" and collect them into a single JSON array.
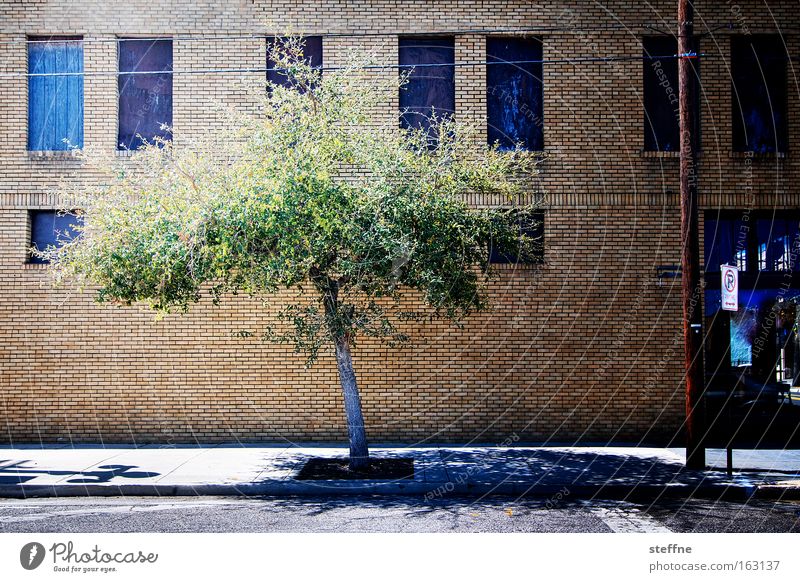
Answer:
[{"xmin": 1, "ymin": 444, "xmax": 799, "ymax": 500}]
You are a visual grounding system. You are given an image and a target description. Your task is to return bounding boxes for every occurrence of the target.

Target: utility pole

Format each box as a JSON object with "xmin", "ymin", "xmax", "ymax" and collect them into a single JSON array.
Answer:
[{"xmin": 678, "ymin": 0, "xmax": 705, "ymax": 470}]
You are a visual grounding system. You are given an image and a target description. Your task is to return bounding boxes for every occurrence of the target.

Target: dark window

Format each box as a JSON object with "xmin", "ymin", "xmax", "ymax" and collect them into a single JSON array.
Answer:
[
  {"xmin": 266, "ymin": 36, "xmax": 322, "ymax": 88},
  {"xmin": 27, "ymin": 36, "xmax": 83, "ymax": 151},
  {"xmin": 704, "ymin": 212, "xmax": 800, "ymax": 388},
  {"xmin": 486, "ymin": 37, "xmax": 543, "ymax": 150},
  {"xmin": 731, "ymin": 35, "xmax": 787, "ymax": 153},
  {"xmin": 705, "ymin": 210, "xmax": 800, "ymax": 274},
  {"xmin": 490, "ymin": 210, "xmax": 545, "ymax": 264},
  {"xmin": 642, "ymin": 36, "xmax": 700, "ymax": 152},
  {"xmin": 643, "ymin": 37, "xmax": 680, "ymax": 152},
  {"xmin": 704, "ymin": 210, "xmax": 749, "ymax": 273},
  {"xmin": 398, "ymin": 37, "xmax": 455, "ymax": 140},
  {"xmin": 28, "ymin": 210, "xmax": 83, "ymax": 263},
  {"xmin": 757, "ymin": 217, "xmax": 800, "ymax": 272},
  {"xmin": 118, "ymin": 38, "xmax": 173, "ymax": 150}
]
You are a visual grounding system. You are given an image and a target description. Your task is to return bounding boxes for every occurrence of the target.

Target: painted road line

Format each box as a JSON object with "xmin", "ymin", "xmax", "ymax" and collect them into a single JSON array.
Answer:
[{"xmin": 590, "ymin": 506, "xmax": 672, "ymax": 533}]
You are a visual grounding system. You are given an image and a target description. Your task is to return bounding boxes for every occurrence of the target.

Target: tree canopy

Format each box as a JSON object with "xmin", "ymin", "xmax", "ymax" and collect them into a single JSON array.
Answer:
[
  {"xmin": 42, "ymin": 38, "xmax": 542, "ymax": 469},
  {"xmin": 46, "ymin": 38, "xmax": 541, "ymax": 361}
]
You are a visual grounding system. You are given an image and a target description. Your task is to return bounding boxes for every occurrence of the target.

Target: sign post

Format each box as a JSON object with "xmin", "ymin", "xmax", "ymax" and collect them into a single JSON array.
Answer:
[
  {"xmin": 721, "ymin": 265, "xmax": 739, "ymax": 312},
  {"xmin": 720, "ymin": 263, "xmax": 738, "ymax": 476}
]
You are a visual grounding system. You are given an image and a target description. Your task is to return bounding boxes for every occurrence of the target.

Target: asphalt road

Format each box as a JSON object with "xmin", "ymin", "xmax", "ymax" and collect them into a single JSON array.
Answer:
[{"xmin": 1, "ymin": 496, "xmax": 799, "ymax": 533}]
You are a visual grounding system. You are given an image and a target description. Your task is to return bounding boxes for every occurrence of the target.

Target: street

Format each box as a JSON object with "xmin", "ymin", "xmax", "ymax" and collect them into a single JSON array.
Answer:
[{"xmin": 1, "ymin": 496, "xmax": 799, "ymax": 533}]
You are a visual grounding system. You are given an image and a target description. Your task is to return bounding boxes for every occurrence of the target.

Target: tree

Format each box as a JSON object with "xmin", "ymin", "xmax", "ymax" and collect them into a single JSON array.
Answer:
[{"xmin": 44, "ymin": 38, "xmax": 541, "ymax": 471}]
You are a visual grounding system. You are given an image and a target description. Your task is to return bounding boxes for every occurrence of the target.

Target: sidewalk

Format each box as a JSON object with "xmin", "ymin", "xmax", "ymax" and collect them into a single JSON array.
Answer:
[{"xmin": 1, "ymin": 444, "xmax": 799, "ymax": 500}]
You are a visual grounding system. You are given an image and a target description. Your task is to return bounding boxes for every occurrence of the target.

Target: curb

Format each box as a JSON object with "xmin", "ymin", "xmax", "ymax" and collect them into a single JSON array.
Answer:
[
  {"xmin": 751, "ymin": 484, "xmax": 800, "ymax": 501},
  {"xmin": 0, "ymin": 481, "xmax": 774, "ymax": 501}
]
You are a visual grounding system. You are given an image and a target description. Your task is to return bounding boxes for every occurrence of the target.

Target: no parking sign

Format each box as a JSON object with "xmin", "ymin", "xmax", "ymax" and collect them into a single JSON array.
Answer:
[{"xmin": 721, "ymin": 265, "xmax": 738, "ymax": 312}]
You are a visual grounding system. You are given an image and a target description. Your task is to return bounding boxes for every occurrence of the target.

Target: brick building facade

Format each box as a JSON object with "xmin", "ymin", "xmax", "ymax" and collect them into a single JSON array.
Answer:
[{"xmin": 1, "ymin": 1, "xmax": 798, "ymax": 445}]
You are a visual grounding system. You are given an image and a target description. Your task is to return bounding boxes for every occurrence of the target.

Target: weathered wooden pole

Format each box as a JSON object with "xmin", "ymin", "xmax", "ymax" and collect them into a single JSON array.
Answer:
[{"xmin": 678, "ymin": 0, "xmax": 705, "ymax": 469}]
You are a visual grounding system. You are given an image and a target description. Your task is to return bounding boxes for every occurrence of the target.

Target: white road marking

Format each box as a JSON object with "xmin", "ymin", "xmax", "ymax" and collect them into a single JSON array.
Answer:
[{"xmin": 590, "ymin": 506, "xmax": 671, "ymax": 533}]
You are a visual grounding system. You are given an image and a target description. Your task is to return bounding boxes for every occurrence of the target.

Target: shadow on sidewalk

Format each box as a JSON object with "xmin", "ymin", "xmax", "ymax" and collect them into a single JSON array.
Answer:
[{"xmin": 439, "ymin": 448, "xmax": 693, "ymax": 486}]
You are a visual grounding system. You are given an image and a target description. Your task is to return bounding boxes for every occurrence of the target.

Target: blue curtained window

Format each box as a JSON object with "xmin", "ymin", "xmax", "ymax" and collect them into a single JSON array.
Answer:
[{"xmin": 28, "ymin": 37, "xmax": 84, "ymax": 151}]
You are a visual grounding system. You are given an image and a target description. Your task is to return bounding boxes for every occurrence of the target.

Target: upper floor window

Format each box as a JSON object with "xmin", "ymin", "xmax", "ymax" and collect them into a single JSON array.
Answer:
[
  {"xmin": 398, "ymin": 37, "xmax": 455, "ymax": 142},
  {"xmin": 642, "ymin": 36, "xmax": 701, "ymax": 152},
  {"xmin": 28, "ymin": 210, "xmax": 83, "ymax": 264},
  {"xmin": 28, "ymin": 36, "xmax": 83, "ymax": 151},
  {"xmin": 731, "ymin": 35, "xmax": 787, "ymax": 153},
  {"xmin": 642, "ymin": 37, "xmax": 679, "ymax": 152},
  {"xmin": 705, "ymin": 210, "xmax": 800, "ymax": 274},
  {"xmin": 486, "ymin": 37, "xmax": 543, "ymax": 151},
  {"xmin": 266, "ymin": 36, "xmax": 322, "ymax": 89},
  {"xmin": 118, "ymin": 38, "xmax": 173, "ymax": 150}
]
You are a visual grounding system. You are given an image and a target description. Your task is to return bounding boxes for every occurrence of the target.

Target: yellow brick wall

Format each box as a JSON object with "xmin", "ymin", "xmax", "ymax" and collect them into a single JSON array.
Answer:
[{"xmin": 0, "ymin": 1, "xmax": 798, "ymax": 444}]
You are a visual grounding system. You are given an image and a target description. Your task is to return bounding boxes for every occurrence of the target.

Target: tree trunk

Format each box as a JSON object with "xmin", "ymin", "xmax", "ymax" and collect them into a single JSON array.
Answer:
[{"xmin": 334, "ymin": 334, "xmax": 369, "ymax": 470}]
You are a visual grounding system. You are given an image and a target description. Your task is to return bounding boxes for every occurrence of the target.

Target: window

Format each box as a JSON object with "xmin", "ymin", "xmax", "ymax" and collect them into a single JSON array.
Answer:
[
  {"xmin": 731, "ymin": 35, "xmax": 787, "ymax": 153},
  {"xmin": 705, "ymin": 210, "xmax": 800, "ymax": 274},
  {"xmin": 266, "ymin": 36, "xmax": 322, "ymax": 88},
  {"xmin": 28, "ymin": 210, "xmax": 83, "ymax": 263},
  {"xmin": 704, "ymin": 210, "xmax": 749, "ymax": 272},
  {"xmin": 486, "ymin": 37, "xmax": 543, "ymax": 150},
  {"xmin": 398, "ymin": 37, "xmax": 455, "ymax": 140},
  {"xmin": 642, "ymin": 37, "xmax": 679, "ymax": 152},
  {"xmin": 118, "ymin": 38, "xmax": 173, "ymax": 150},
  {"xmin": 704, "ymin": 212, "xmax": 800, "ymax": 387},
  {"xmin": 489, "ymin": 210, "xmax": 545, "ymax": 264},
  {"xmin": 757, "ymin": 217, "xmax": 800, "ymax": 272},
  {"xmin": 642, "ymin": 36, "xmax": 700, "ymax": 152},
  {"xmin": 27, "ymin": 36, "xmax": 83, "ymax": 151}
]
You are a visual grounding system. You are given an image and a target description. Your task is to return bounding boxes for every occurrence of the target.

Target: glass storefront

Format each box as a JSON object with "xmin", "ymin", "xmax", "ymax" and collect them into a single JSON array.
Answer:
[
  {"xmin": 703, "ymin": 210, "xmax": 800, "ymax": 446},
  {"xmin": 705, "ymin": 288, "xmax": 800, "ymax": 386}
]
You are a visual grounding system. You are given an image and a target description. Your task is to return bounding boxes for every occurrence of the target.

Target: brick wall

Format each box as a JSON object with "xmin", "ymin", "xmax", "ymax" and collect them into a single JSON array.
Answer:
[{"xmin": 0, "ymin": 1, "xmax": 797, "ymax": 445}]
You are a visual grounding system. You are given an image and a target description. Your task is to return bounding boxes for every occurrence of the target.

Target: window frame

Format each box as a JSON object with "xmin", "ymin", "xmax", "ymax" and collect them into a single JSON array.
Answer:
[
  {"xmin": 486, "ymin": 36, "xmax": 544, "ymax": 151},
  {"xmin": 641, "ymin": 35, "xmax": 700, "ymax": 153},
  {"xmin": 27, "ymin": 209, "xmax": 83, "ymax": 264},
  {"xmin": 730, "ymin": 34, "xmax": 788, "ymax": 154},
  {"xmin": 642, "ymin": 36, "xmax": 680, "ymax": 152},
  {"xmin": 704, "ymin": 210, "xmax": 800, "ymax": 288},
  {"xmin": 117, "ymin": 37, "xmax": 174, "ymax": 151},
  {"xmin": 27, "ymin": 35, "xmax": 84, "ymax": 152},
  {"xmin": 398, "ymin": 36, "xmax": 456, "ymax": 141},
  {"xmin": 265, "ymin": 35, "xmax": 323, "ymax": 90}
]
